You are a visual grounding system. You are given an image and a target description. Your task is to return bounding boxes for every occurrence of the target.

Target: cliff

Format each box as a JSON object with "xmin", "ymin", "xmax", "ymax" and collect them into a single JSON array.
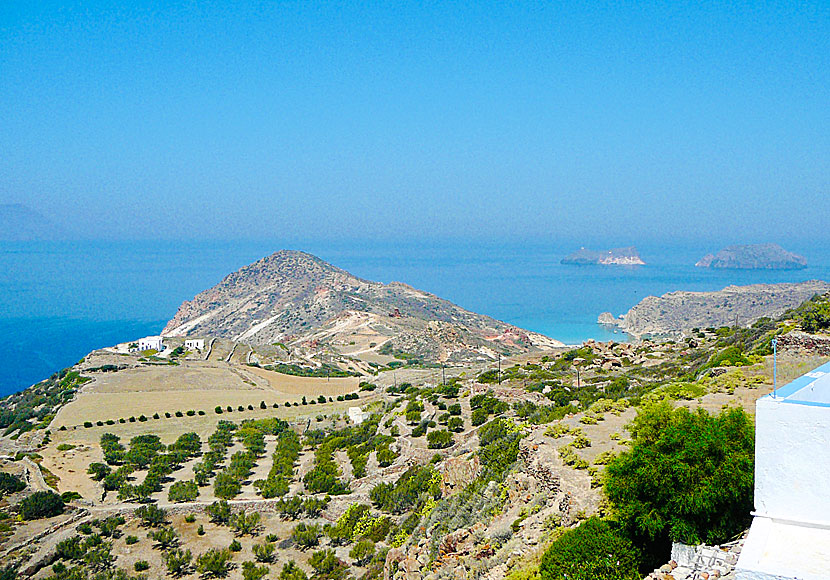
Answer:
[
  {"xmin": 608, "ymin": 280, "xmax": 830, "ymax": 337},
  {"xmin": 162, "ymin": 250, "xmax": 562, "ymax": 362},
  {"xmin": 695, "ymin": 244, "xmax": 807, "ymax": 270},
  {"xmin": 561, "ymin": 246, "xmax": 645, "ymax": 266}
]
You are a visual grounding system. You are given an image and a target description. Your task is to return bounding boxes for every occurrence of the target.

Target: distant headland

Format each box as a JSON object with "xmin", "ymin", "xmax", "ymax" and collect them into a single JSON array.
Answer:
[{"xmin": 695, "ymin": 243, "xmax": 807, "ymax": 270}]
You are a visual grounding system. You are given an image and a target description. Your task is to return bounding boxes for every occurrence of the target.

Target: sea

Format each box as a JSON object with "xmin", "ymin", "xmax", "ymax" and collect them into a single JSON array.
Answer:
[{"xmin": 2, "ymin": 238, "xmax": 829, "ymax": 397}]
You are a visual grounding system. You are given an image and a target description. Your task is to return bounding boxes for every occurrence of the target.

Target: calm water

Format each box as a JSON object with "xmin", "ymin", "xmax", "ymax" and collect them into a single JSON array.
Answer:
[{"xmin": 2, "ymin": 239, "xmax": 829, "ymax": 396}]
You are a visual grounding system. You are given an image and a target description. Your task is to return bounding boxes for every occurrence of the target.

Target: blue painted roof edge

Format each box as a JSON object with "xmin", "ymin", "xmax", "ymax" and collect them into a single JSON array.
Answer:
[{"xmin": 761, "ymin": 360, "xmax": 830, "ymax": 403}]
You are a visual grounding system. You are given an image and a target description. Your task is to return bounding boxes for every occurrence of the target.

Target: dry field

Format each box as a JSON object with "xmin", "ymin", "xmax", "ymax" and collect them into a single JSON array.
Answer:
[{"xmin": 52, "ymin": 358, "xmax": 359, "ymax": 431}]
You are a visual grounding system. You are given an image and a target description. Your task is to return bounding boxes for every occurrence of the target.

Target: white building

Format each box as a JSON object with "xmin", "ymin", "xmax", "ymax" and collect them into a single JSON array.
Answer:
[
  {"xmin": 736, "ymin": 361, "xmax": 830, "ymax": 580},
  {"xmin": 185, "ymin": 338, "xmax": 205, "ymax": 351},
  {"xmin": 137, "ymin": 336, "xmax": 164, "ymax": 352},
  {"xmin": 348, "ymin": 406, "xmax": 368, "ymax": 425}
]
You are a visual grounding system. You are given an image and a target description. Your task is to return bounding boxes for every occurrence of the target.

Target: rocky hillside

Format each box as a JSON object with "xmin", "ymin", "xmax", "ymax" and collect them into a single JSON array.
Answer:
[
  {"xmin": 695, "ymin": 243, "xmax": 807, "ymax": 270},
  {"xmin": 561, "ymin": 246, "xmax": 645, "ymax": 266},
  {"xmin": 163, "ymin": 250, "xmax": 562, "ymax": 361},
  {"xmin": 607, "ymin": 280, "xmax": 830, "ymax": 337}
]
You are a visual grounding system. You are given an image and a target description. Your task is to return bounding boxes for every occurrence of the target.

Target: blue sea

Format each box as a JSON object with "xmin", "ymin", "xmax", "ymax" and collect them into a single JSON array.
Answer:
[{"xmin": 2, "ymin": 239, "xmax": 829, "ymax": 397}]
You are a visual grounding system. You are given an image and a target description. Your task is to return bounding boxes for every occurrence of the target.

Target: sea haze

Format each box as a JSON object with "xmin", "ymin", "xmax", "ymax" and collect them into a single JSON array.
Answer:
[{"xmin": 2, "ymin": 239, "xmax": 829, "ymax": 396}]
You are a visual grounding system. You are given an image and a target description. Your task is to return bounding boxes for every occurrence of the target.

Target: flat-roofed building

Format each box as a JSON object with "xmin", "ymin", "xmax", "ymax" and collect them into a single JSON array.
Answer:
[{"xmin": 736, "ymin": 360, "xmax": 830, "ymax": 580}]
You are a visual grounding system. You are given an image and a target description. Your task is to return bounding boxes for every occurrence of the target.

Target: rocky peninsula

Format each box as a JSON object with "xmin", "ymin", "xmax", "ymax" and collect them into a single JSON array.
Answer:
[
  {"xmin": 695, "ymin": 243, "xmax": 807, "ymax": 270},
  {"xmin": 602, "ymin": 280, "xmax": 830, "ymax": 337},
  {"xmin": 561, "ymin": 246, "xmax": 645, "ymax": 266}
]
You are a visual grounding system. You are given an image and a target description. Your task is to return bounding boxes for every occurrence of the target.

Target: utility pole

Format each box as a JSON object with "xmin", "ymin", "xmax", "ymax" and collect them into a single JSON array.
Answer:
[
  {"xmin": 442, "ymin": 364, "xmax": 446, "ymax": 386},
  {"xmin": 772, "ymin": 338, "xmax": 778, "ymax": 398},
  {"xmin": 498, "ymin": 354, "xmax": 501, "ymax": 385}
]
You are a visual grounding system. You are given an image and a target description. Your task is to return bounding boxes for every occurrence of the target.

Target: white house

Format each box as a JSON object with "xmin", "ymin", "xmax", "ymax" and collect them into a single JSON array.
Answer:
[
  {"xmin": 736, "ymin": 360, "xmax": 830, "ymax": 580},
  {"xmin": 348, "ymin": 406, "xmax": 368, "ymax": 425},
  {"xmin": 137, "ymin": 336, "xmax": 164, "ymax": 352},
  {"xmin": 185, "ymin": 338, "xmax": 205, "ymax": 351}
]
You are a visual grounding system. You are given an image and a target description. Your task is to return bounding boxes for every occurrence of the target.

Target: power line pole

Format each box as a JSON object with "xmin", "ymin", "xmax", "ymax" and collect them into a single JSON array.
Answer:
[
  {"xmin": 498, "ymin": 354, "xmax": 501, "ymax": 385},
  {"xmin": 442, "ymin": 364, "xmax": 446, "ymax": 386}
]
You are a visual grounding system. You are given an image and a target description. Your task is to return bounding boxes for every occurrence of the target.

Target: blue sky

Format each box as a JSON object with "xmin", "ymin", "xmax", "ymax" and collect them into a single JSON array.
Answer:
[{"xmin": 1, "ymin": 1, "xmax": 827, "ymax": 242}]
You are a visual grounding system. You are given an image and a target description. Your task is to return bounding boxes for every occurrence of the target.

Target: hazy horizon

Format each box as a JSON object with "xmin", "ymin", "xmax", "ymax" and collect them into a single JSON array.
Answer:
[{"xmin": 2, "ymin": 3, "xmax": 828, "ymax": 243}]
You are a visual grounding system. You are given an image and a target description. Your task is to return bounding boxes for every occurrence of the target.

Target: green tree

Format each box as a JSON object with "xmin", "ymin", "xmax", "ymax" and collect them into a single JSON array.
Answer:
[
  {"xmin": 148, "ymin": 526, "xmax": 179, "ymax": 550},
  {"xmin": 539, "ymin": 517, "xmax": 640, "ymax": 580},
  {"xmin": 206, "ymin": 500, "xmax": 232, "ymax": 525},
  {"xmin": 252, "ymin": 541, "xmax": 275, "ymax": 563},
  {"xmin": 0, "ymin": 472, "xmax": 25, "ymax": 495},
  {"xmin": 426, "ymin": 429, "xmax": 453, "ymax": 449},
  {"xmin": 163, "ymin": 548, "xmax": 192, "ymax": 577},
  {"xmin": 196, "ymin": 548, "xmax": 234, "ymax": 578},
  {"xmin": 279, "ymin": 561, "xmax": 308, "ymax": 580},
  {"xmin": 309, "ymin": 549, "xmax": 349, "ymax": 580},
  {"xmin": 349, "ymin": 539, "xmax": 375, "ymax": 566},
  {"xmin": 604, "ymin": 403, "xmax": 754, "ymax": 558},
  {"xmin": 230, "ymin": 511, "xmax": 262, "ymax": 537},
  {"xmin": 291, "ymin": 522, "xmax": 321, "ymax": 550},
  {"xmin": 242, "ymin": 561, "xmax": 269, "ymax": 580},
  {"xmin": 20, "ymin": 491, "xmax": 64, "ymax": 520},
  {"xmin": 135, "ymin": 504, "xmax": 167, "ymax": 527},
  {"xmin": 168, "ymin": 480, "xmax": 199, "ymax": 503}
]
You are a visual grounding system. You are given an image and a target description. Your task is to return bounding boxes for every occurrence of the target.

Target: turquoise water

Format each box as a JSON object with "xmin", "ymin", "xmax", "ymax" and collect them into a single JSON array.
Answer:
[{"xmin": 2, "ymin": 239, "xmax": 828, "ymax": 396}]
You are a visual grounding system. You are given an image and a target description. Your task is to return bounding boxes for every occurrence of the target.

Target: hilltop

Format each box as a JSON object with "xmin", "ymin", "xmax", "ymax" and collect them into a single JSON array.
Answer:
[
  {"xmin": 695, "ymin": 243, "xmax": 807, "ymax": 270},
  {"xmin": 605, "ymin": 280, "xmax": 830, "ymax": 337},
  {"xmin": 163, "ymin": 250, "xmax": 562, "ymax": 362},
  {"xmin": 561, "ymin": 246, "xmax": 645, "ymax": 266}
]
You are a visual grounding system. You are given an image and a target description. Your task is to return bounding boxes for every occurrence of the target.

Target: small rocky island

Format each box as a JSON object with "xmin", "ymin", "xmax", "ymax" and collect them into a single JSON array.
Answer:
[
  {"xmin": 561, "ymin": 246, "xmax": 645, "ymax": 266},
  {"xmin": 695, "ymin": 243, "xmax": 807, "ymax": 270}
]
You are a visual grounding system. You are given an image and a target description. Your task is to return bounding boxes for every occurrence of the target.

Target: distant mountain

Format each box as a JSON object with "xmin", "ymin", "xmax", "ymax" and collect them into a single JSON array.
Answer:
[
  {"xmin": 163, "ymin": 250, "xmax": 563, "ymax": 362},
  {"xmin": 0, "ymin": 204, "xmax": 63, "ymax": 241},
  {"xmin": 561, "ymin": 246, "xmax": 645, "ymax": 266},
  {"xmin": 695, "ymin": 244, "xmax": 807, "ymax": 270},
  {"xmin": 604, "ymin": 280, "xmax": 830, "ymax": 337}
]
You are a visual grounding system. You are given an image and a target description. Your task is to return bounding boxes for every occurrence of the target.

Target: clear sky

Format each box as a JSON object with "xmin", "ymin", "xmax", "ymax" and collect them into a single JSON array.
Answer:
[{"xmin": 1, "ymin": 1, "xmax": 827, "ymax": 243}]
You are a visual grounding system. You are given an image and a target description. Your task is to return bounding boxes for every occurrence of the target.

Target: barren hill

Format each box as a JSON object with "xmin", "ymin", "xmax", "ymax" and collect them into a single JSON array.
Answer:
[{"xmin": 163, "ymin": 250, "xmax": 562, "ymax": 361}]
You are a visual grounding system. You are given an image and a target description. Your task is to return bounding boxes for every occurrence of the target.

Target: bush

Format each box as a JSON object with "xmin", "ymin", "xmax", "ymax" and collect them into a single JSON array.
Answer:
[
  {"xmin": 125, "ymin": 535, "xmax": 139, "ymax": 545},
  {"xmin": 0, "ymin": 472, "xmax": 25, "ymax": 495},
  {"xmin": 427, "ymin": 429, "xmax": 454, "ymax": 449},
  {"xmin": 135, "ymin": 504, "xmax": 167, "ymax": 527},
  {"xmin": 291, "ymin": 522, "xmax": 321, "ymax": 550},
  {"xmin": 242, "ymin": 561, "xmax": 269, "ymax": 580},
  {"xmin": 20, "ymin": 491, "xmax": 64, "ymax": 520},
  {"xmin": 164, "ymin": 548, "xmax": 192, "ymax": 577},
  {"xmin": 207, "ymin": 500, "xmax": 232, "ymax": 525},
  {"xmin": 196, "ymin": 548, "xmax": 233, "ymax": 577},
  {"xmin": 134, "ymin": 560, "xmax": 150, "ymax": 572},
  {"xmin": 350, "ymin": 539, "xmax": 375, "ymax": 566},
  {"xmin": 229, "ymin": 539, "xmax": 242, "ymax": 552},
  {"xmin": 447, "ymin": 416, "xmax": 464, "ymax": 432},
  {"xmin": 280, "ymin": 561, "xmax": 308, "ymax": 580},
  {"xmin": 168, "ymin": 480, "xmax": 199, "ymax": 503},
  {"xmin": 252, "ymin": 541, "xmax": 275, "ymax": 563},
  {"xmin": 309, "ymin": 549, "xmax": 349, "ymax": 580},
  {"xmin": 539, "ymin": 517, "xmax": 640, "ymax": 580},
  {"xmin": 605, "ymin": 403, "xmax": 754, "ymax": 557}
]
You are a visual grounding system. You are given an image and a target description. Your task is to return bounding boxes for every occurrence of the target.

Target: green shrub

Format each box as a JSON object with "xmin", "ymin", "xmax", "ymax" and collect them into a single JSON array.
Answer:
[
  {"xmin": 427, "ymin": 429, "xmax": 454, "ymax": 449},
  {"xmin": 196, "ymin": 548, "xmax": 233, "ymax": 577},
  {"xmin": 539, "ymin": 517, "xmax": 639, "ymax": 580},
  {"xmin": 20, "ymin": 491, "xmax": 64, "ymax": 520},
  {"xmin": 134, "ymin": 560, "xmax": 150, "ymax": 572},
  {"xmin": 0, "ymin": 472, "xmax": 25, "ymax": 495},
  {"xmin": 605, "ymin": 402, "xmax": 754, "ymax": 558},
  {"xmin": 125, "ymin": 535, "xmax": 138, "ymax": 545},
  {"xmin": 168, "ymin": 480, "xmax": 199, "ymax": 503}
]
